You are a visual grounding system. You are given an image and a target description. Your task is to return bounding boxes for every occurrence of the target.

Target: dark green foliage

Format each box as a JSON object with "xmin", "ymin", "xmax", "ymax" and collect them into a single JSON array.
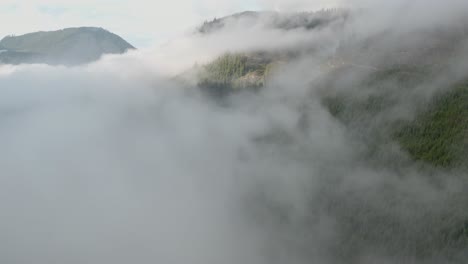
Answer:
[
  {"xmin": 198, "ymin": 53, "xmax": 248, "ymax": 96},
  {"xmin": 202, "ymin": 53, "xmax": 248, "ymax": 83},
  {"xmin": 323, "ymin": 66, "xmax": 427, "ymax": 118},
  {"xmin": 324, "ymin": 94, "xmax": 391, "ymax": 124},
  {"xmin": 198, "ymin": 53, "xmax": 269, "ymax": 95},
  {"xmin": 317, "ymin": 65, "xmax": 468, "ymax": 260},
  {"xmin": 396, "ymin": 85, "xmax": 468, "ymax": 168},
  {"xmin": 322, "ymin": 66, "xmax": 467, "ymax": 169}
]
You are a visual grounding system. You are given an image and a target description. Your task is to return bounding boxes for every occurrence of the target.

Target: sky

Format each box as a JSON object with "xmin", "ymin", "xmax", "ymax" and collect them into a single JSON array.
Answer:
[{"xmin": 0, "ymin": 0, "xmax": 340, "ymax": 48}]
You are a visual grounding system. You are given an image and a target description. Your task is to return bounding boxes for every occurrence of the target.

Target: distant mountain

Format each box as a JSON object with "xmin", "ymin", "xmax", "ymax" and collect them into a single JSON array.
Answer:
[{"xmin": 0, "ymin": 27, "xmax": 135, "ymax": 65}]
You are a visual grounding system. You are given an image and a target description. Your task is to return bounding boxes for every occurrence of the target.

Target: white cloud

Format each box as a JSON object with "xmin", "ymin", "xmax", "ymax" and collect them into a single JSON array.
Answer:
[
  {"xmin": 257, "ymin": 0, "xmax": 341, "ymax": 11},
  {"xmin": 1, "ymin": 1, "xmax": 468, "ymax": 262}
]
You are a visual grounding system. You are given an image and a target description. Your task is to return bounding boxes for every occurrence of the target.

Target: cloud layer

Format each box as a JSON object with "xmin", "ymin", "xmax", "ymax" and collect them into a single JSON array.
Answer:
[{"xmin": 1, "ymin": 1, "xmax": 468, "ymax": 263}]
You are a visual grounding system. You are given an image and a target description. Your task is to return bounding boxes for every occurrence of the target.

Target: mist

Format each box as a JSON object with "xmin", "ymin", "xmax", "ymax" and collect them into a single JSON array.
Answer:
[{"xmin": 1, "ymin": 1, "xmax": 468, "ymax": 263}]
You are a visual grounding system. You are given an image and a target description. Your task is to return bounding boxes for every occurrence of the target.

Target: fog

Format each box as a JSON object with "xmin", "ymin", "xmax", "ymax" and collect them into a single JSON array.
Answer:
[{"xmin": 1, "ymin": 1, "xmax": 468, "ymax": 263}]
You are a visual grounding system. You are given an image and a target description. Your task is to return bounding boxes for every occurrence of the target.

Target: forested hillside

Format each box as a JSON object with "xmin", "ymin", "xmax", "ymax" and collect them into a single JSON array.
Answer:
[
  {"xmin": 188, "ymin": 11, "xmax": 468, "ymax": 259},
  {"xmin": 195, "ymin": 10, "xmax": 468, "ymax": 171}
]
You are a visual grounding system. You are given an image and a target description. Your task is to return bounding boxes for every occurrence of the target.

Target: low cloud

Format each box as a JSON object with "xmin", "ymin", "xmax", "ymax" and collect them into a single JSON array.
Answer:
[{"xmin": 1, "ymin": 1, "xmax": 468, "ymax": 263}]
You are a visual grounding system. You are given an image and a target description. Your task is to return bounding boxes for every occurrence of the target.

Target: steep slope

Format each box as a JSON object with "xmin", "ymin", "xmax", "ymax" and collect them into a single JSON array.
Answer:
[
  {"xmin": 396, "ymin": 84, "xmax": 468, "ymax": 168},
  {"xmin": 322, "ymin": 67, "xmax": 468, "ymax": 170},
  {"xmin": 194, "ymin": 11, "xmax": 468, "ymax": 170},
  {"xmin": 0, "ymin": 27, "xmax": 135, "ymax": 65}
]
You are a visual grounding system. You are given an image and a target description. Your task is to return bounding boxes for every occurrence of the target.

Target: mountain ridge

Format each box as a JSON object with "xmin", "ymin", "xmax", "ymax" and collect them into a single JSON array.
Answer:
[
  {"xmin": 197, "ymin": 9, "xmax": 349, "ymax": 34},
  {"xmin": 0, "ymin": 27, "xmax": 135, "ymax": 65}
]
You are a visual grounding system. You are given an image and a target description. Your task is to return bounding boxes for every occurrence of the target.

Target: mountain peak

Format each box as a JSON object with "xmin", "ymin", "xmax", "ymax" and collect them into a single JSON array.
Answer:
[
  {"xmin": 0, "ymin": 27, "xmax": 135, "ymax": 65},
  {"xmin": 197, "ymin": 9, "xmax": 349, "ymax": 34}
]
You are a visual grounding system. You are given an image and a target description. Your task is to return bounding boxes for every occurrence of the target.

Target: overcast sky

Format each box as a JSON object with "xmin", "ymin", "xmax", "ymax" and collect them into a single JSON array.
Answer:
[{"xmin": 0, "ymin": 0, "xmax": 340, "ymax": 48}]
